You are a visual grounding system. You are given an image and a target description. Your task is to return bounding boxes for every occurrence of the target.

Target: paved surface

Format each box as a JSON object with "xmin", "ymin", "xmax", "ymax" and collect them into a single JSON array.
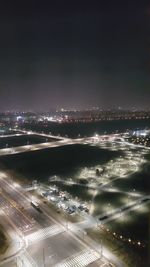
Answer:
[{"xmin": 26, "ymin": 225, "xmax": 64, "ymax": 245}]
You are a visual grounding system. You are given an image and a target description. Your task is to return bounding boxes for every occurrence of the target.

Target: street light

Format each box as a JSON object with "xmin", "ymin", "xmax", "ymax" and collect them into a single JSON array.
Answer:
[
  {"xmin": 65, "ymin": 213, "xmax": 69, "ymax": 230},
  {"xmin": 43, "ymin": 246, "xmax": 51, "ymax": 267},
  {"xmin": 96, "ymin": 218, "xmax": 99, "ymax": 228},
  {"xmin": 83, "ymin": 230, "xmax": 87, "ymax": 240},
  {"xmin": 100, "ymin": 239, "xmax": 103, "ymax": 258},
  {"xmin": 120, "ymin": 208, "xmax": 122, "ymax": 217},
  {"xmin": 16, "ymin": 257, "xmax": 24, "ymax": 267},
  {"xmin": 78, "ymin": 229, "xmax": 87, "ymax": 240},
  {"xmin": 107, "ymin": 203, "xmax": 111, "ymax": 214},
  {"xmin": 43, "ymin": 247, "xmax": 46, "ymax": 267}
]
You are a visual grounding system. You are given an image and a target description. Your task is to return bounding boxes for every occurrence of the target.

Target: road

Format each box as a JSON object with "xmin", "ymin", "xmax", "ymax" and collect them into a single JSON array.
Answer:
[
  {"xmin": 0, "ymin": 138, "xmax": 87, "ymax": 156},
  {"xmin": 0, "ymin": 129, "xmax": 149, "ymax": 157}
]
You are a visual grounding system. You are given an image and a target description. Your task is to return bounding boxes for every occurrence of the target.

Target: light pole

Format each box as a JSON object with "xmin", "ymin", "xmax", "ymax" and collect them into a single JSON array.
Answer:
[
  {"xmin": 100, "ymin": 239, "xmax": 103, "ymax": 258},
  {"xmin": 78, "ymin": 229, "xmax": 87, "ymax": 240},
  {"xmin": 96, "ymin": 218, "xmax": 99, "ymax": 228},
  {"xmin": 65, "ymin": 213, "xmax": 69, "ymax": 230},
  {"xmin": 107, "ymin": 203, "xmax": 111, "ymax": 214},
  {"xmin": 15, "ymin": 240, "xmax": 25, "ymax": 267},
  {"xmin": 43, "ymin": 247, "xmax": 46, "ymax": 267},
  {"xmin": 42, "ymin": 246, "xmax": 52, "ymax": 267},
  {"xmin": 16, "ymin": 258, "xmax": 24, "ymax": 267},
  {"xmin": 120, "ymin": 208, "xmax": 122, "ymax": 217},
  {"xmin": 83, "ymin": 230, "xmax": 87, "ymax": 240}
]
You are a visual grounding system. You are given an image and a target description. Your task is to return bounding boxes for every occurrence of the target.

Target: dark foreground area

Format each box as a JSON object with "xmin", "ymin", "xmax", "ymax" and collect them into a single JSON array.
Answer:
[{"xmin": 0, "ymin": 144, "xmax": 120, "ymax": 180}]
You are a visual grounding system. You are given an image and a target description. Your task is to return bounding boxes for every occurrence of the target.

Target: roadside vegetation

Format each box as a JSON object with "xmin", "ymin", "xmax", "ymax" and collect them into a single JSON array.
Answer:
[
  {"xmin": 0, "ymin": 226, "xmax": 8, "ymax": 255},
  {"xmin": 87, "ymin": 227, "xmax": 149, "ymax": 267}
]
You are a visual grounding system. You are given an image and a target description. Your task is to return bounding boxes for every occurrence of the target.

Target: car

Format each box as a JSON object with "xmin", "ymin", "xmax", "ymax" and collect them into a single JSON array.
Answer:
[
  {"xmin": 78, "ymin": 205, "xmax": 84, "ymax": 211},
  {"xmin": 85, "ymin": 208, "xmax": 89, "ymax": 213},
  {"xmin": 68, "ymin": 209, "xmax": 74, "ymax": 214}
]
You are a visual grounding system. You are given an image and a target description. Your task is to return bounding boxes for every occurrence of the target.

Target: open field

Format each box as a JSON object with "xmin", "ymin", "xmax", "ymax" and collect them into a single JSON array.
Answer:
[
  {"xmin": 87, "ymin": 226, "xmax": 149, "ymax": 267},
  {"xmin": 0, "ymin": 144, "xmax": 120, "ymax": 179},
  {"xmin": 106, "ymin": 203, "xmax": 150, "ymax": 245},
  {"xmin": 111, "ymin": 167, "xmax": 150, "ymax": 195}
]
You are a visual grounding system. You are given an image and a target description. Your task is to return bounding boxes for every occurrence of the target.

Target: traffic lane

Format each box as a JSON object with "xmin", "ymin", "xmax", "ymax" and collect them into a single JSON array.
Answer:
[
  {"xmin": 0, "ymin": 177, "xmax": 59, "ymax": 232},
  {"xmin": 26, "ymin": 206, "xmax": 54, "ymax": 230},
  {"xmin": 0, "ymin": 191, "xmax": 54, "ymax": 233},
  {"xmin": 0, "ymin": 177, "xmax": 30, "ymax": 208},
  {"xmin": 0, "ymin": 178, "xmax": 51, "ymax": 229},
  {"xmin": 90, "ymin": 260, "xmax": 112, "ymax": 267},
  {"xmin": 0, "ymin": 138, "xmax": 85, "ymax": 156},
  {"xmin": 0, "ymin": 194, "xmax": 33, "ymax": 232},
  {"xmin": 0, "ymin": 261, "xmax": 16, "ymax": 267}
]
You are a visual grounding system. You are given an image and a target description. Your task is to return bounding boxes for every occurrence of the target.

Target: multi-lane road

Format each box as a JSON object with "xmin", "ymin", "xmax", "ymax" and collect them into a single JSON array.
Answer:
[{"xmin": 0, "ymin": 130, "xmax": 126, "ymax": 156}]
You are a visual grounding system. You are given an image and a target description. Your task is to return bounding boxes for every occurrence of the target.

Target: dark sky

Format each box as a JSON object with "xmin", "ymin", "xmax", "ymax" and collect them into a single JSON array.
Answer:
[{"xmin": 0, "ymin": 0, "xmax": 149, "ymax": 111}]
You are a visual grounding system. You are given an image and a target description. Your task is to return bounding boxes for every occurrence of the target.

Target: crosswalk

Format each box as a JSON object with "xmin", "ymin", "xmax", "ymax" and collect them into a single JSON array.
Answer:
[
  {"xmin": 55, "ymin": 249, "xmax": 99, "ymax": 267},
  {"xmin": 26, "ymin": 225, "xmax": 64, "ymax": 245}
]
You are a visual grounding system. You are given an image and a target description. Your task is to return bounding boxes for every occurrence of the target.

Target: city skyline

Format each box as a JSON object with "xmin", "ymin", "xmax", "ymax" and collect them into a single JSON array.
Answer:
[{"xmin": 0, "ymin": 0, "xmax": 149, "ymax": 111}]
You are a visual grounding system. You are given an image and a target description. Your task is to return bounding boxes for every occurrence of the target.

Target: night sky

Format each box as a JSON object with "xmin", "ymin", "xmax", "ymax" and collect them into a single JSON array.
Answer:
[{"xmin": 0, "ymin": 0, "xmax": 149, "ymax": 111}]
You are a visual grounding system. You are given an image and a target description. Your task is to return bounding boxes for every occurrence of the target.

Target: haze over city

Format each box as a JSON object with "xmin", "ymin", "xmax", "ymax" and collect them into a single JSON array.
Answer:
[{"xmin": 0, "ymin": 0, "xmax": 149, "ymax": 111}]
